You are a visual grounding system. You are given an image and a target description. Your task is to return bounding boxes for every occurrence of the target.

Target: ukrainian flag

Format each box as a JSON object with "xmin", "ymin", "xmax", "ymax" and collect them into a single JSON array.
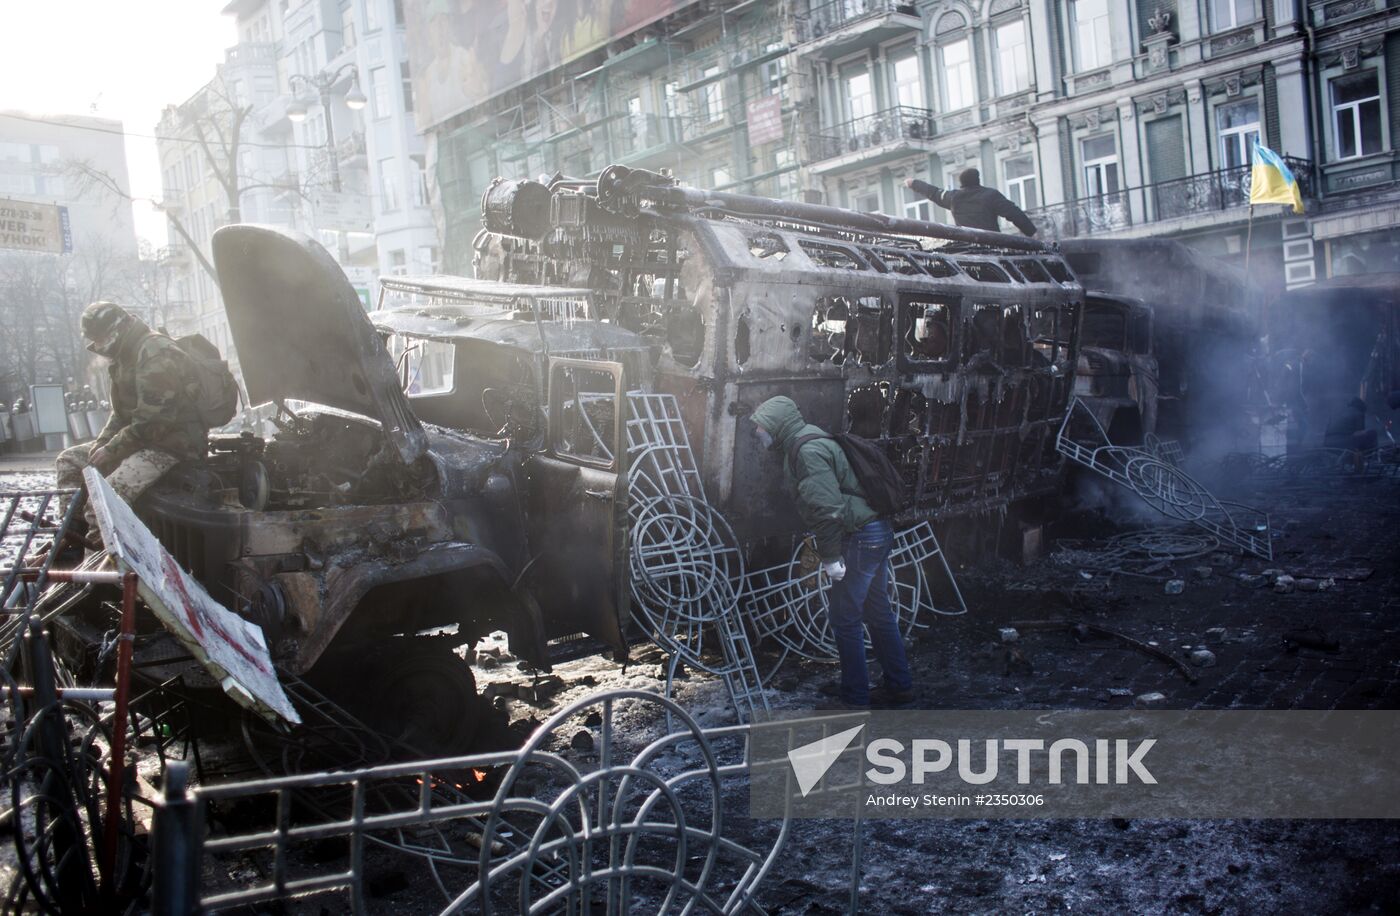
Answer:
[{"xmin": 1249, "ymin": 142, "xmax": 1304, "ymax": 214}]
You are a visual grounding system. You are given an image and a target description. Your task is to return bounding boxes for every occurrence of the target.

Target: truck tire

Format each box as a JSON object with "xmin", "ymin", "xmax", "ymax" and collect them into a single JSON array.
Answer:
[{"xmin": 310, "ymin": 638, "xmax": 489, "ymax": 757}]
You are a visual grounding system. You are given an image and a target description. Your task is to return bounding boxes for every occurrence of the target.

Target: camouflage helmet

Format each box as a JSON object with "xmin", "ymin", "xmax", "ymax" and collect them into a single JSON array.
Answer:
[
  {"xmin": 80, "ymin": 301, "xmax": 133, "ymax": 342},
  {"xmin": 81, "ymin": 301, "xmax": 137, "ymax": 356}
]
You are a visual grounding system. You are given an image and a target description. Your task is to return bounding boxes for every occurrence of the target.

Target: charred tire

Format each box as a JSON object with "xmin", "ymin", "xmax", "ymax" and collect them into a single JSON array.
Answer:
[{"xmin": 309, "ymin": 639, "xmax": 489, "ymax": 757}]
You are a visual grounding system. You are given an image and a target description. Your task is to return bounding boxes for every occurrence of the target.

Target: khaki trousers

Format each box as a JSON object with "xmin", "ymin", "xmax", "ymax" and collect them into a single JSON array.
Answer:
[{"xmin": 56, "ymin": 443, "xmax": 180, "ymax": 530}]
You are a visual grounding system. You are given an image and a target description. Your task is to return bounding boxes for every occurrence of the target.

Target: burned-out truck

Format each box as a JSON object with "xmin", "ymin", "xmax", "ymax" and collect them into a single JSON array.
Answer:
[
  {"xmin": 472, "ymin": 166, "xmax": 1084, "ymax": 551},
  {"xmin": 53, "ymin": 167, "xmax": 1083, "ymax": 750}
]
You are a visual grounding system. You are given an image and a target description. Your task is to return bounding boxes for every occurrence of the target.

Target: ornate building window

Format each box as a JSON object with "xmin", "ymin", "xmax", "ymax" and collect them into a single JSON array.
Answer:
[
  {"xmin": 1209, "ymin": 0, "xmax": 1255, "ymax": 31},
  {"xmin": 1071, "ymin": 0, "xmax": 1112, "ymax": 72},
  {"xmin": 994, "ymin": 18, "xmax": 1031, "ymax": 95},
  {"xmin": 1081, "ymin": 133, "xmax": 1120, "ymax": 196},
  {"xmin": 1215, "ymin": 98, "xmax": 1260, "ymax": 169},
  {"xmin": 941, "ymin": 37, "xmax": 975, "ymax": 110},
  {"xmin": 1004, "ymin": 155, "xmax": 1039, "ymax": 209},
  {"xmin": 933, "ymin": 10, "xmax": 974, "ymax": 111},
  {"xmin": 1331, "ymin": 70, "xmax": 1382, "ymax": 159},
  {"xmin": 844, "ymin": 69, "xmax": 875, "ymax": 121},
  {"xmin": 891, "ymin": 50, "xmax": 925, "ymax": 109}
]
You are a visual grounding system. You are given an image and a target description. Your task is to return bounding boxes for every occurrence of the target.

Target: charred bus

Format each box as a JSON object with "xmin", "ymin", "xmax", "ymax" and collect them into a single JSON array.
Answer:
[
  {"xmin": 50, "ymin": 167, "xmax": 1082, "ymax": 751},
  {"xmin": 469, "ymin": 165, "xmax": 1083, "ymax": 553}
]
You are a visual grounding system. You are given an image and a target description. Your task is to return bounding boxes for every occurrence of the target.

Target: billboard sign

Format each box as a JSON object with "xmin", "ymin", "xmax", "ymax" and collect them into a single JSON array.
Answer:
[
  {"xmin": 746, "ymin": 94, "xmax": 785, "ymax": 148},
  {"xmin": 404, "ymin": 0, "xmax": 699, "ymax": 131},
  {"xmin": 86, "ymin": 467, "xmax": 301, "ymax": 725},
  {"xmin": 28, "ymin": 384, "xmax": 67, "ymax": 435},
  {"xmin": 312, "ymin": 190, "xmax": 373, "ymax": 233},
  {"xmin": 0, "ymin": 198, "xmax": 71, "ymax": 254}
]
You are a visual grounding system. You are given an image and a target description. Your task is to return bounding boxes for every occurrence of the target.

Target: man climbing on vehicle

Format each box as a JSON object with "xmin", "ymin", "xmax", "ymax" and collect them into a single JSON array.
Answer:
[
  {"xmin": 904, "ymin": 168, "xmax": 1039, "ymax": 236},
  {"xmin": 56, "ymin": 301, "xmax": 231, "ymax": 543},
  {"xmin": 750, "ymin": 395, "xmax": 915, "ymax": 709}
]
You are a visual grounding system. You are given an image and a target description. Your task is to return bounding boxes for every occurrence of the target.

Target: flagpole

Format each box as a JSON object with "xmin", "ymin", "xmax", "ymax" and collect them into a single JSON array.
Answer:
[{"xmin": 1243, "ymin": 203, "xmax": 1256, "ymax": 327}]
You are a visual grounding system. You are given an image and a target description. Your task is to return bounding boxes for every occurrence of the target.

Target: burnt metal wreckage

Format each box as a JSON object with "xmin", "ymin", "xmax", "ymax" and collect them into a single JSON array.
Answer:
[
  {"xmin": 0, "ymin": 491, "xmax": 833, "ymax": 914},
  {"xmin": 40, "ymin": 162, "xmax": 1085, "ymax": 744},
  {"xmin": 3, "ymin": 165, "xmax": 1140, "ymax": 911}
]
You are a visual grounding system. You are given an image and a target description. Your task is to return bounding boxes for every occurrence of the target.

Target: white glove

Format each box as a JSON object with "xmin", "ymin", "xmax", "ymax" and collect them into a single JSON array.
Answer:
[{"xmin": 822, "ymin": 558, "xmax": 847, "ymax": 582}]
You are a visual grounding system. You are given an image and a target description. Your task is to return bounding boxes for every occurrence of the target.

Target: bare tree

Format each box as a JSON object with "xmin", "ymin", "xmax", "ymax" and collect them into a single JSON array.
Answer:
[
  {"xmin": 0, "ymin": 237, "xmax": 169, "ymax": 404},
  {"xmin": 63, "ymin": 72, "xmax": 309, "ymax": 289}
]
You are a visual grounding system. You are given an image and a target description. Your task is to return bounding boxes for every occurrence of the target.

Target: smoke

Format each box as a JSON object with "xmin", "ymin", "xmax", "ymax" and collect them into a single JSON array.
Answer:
[{"xmin": 1066, "ymin": 468, "xmax": 1164, "ymax": 526}]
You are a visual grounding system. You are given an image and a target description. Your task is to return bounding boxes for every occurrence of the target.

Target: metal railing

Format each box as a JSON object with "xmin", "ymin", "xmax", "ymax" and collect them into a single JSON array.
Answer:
[
  {"xmin": 1028, "ymin": 157, "xmax": 1315, "ymax": 239},
  {"xmin": 795, "ymin": 0, "xmax": 920, "ymax": 43},
  {"xmin": 810, "ymin": 105, "xmax": 935, "ymax": 162},
  {"xmin": 149, "ymin": 690, "xmax": 792, "ymax": 914},
  {"xmin": 1030, "ymin": 190, "xmax": 1133, "ymax": 238}
]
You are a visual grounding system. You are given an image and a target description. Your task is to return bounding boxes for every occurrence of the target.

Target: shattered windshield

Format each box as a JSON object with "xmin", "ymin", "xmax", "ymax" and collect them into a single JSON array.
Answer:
[{"xmin": 388, "ymin": 334, "xmax": 455, "ymax": 396}]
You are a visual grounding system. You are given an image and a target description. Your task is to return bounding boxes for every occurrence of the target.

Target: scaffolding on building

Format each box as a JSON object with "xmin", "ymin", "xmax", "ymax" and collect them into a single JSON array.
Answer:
[{"xmin": 434, "ymin": 1, "xmax": 808, "ymax": 272}]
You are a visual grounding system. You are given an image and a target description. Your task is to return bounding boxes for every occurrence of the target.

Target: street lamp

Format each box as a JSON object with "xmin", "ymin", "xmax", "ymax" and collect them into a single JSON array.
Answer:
[{"xmin": 286, "ymin": 62, "xmax": 365, "ymax": 262}]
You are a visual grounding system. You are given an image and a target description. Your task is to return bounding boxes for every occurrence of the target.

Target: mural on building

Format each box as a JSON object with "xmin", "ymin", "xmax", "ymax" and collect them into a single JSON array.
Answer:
[{"xmin": 404, "ymin": 0, "xmax": 696, "ymax": 129}]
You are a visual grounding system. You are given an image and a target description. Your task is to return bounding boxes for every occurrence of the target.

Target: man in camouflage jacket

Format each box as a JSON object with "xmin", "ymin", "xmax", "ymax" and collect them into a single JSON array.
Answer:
[{"xmin": 57, "ymin": 302, "xmax": 209, "ymax": 539}]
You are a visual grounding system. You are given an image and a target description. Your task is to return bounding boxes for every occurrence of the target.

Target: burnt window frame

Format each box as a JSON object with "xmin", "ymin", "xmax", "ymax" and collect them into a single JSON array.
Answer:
[
  {"xmin": 1040, "ymin": 257, "xmax": 1075, "ymax": 284},
  {"xmin": 798, "ymin": 239, "xmax": 870, "ymax": 271},
  {"xmin": 747, "ymin": 231, "xmax": 791, "ymax": 260},
  {"xmin": 998, "ymin": 259, "xmax": 1028, "ymax": 282},
  {"xmin": 1030, "ymin": 301, "xmax": 1075, "ymax": 366},
  {"xmin": 956, "ymin": 259, "xmax": 1013, "ymax": 283},
  {"xmin": 547, "ymin": 357, "xmax": 627, "ymax": 472},
  {"xmin": 906, "ymin": 252, "xmax": 962, "ymax": 278},
  {"xmin": 1081, "ymin": 299, "xmax": 1130, "ymax": 350},
  {"xmin": 896, "ymin": 292, "xmax": 961, "ymax": 373},
  {"xmin": 845, "ymin": 294, "xmax": 894, "ymax": 367},
  {"xmin": 966, "ymin": 300, "xmax": 1030, "ymax": 363},
  {"xmin": 862, "ymin": 246, "xmax": 927, "ymax": 276},
  {"xmin": 1011, "ymin": 257, "xmax": 1053, "ymax": 283}
]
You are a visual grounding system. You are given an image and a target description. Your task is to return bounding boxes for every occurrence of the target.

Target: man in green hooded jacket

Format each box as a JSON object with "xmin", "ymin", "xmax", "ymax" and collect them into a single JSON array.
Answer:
[
  {"xmin": 56, "ymin": 302, "xmax": 210, "ymax": 539},
  {"xmin": 750, "ymin": 396, "xmax": 914, "ymax": 708}
]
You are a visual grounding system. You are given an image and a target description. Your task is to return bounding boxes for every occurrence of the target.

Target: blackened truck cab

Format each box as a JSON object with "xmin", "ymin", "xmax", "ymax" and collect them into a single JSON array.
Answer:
[{"xmin": 60, "ymin": 167, "xmax": 1082, "ymax": 751}]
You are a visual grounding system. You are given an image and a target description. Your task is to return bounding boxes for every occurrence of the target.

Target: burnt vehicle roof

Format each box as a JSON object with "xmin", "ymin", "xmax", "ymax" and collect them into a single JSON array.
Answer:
[
  {"xmin": 212, "ymin": 224, "xmax": 428, "ymax": 465},
  {"xmin": 379, "ymin": 275, "xmax": 595, "ymax": 304},
  {"xmin": 685, "ymin": 219, "xmax": 1081, "ymax": 295},
  {"xmin": 372, "ymin": 306, "xmax": 650, "ymax": 354}
]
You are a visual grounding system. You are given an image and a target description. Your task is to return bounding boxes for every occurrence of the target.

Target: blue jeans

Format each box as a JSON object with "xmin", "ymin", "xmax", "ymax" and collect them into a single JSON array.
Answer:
[{"xmin": 827, "ymin": 519, "xmax": 913, "ymax": 706}]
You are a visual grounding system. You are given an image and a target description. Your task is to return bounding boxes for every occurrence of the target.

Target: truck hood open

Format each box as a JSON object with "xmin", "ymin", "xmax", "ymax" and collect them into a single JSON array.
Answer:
[{"xmin": 212, "ymin": 224, "xmax": 427, "ymax": 464}]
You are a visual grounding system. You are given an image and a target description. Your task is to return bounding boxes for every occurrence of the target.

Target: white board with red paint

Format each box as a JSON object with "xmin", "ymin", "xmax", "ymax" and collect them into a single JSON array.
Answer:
[{"xmin": 85, "ymin": 467, "xmax": 300, "ymax": 725}]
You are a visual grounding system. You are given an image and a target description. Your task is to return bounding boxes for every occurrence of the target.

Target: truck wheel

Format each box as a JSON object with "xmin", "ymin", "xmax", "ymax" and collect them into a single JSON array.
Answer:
[
  {"xmin": 313, "ymin": 639, "xmax": 488, "ymax": 757},
  {"xmin": 375, "ymin": 640, "xmax": 487, "ymax": 755}
]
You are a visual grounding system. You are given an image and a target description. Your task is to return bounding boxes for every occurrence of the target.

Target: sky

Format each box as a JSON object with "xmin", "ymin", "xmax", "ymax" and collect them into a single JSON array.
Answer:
[{"xmin": 0, "ymin": 1, "xmax": 238, "ymax": 247}]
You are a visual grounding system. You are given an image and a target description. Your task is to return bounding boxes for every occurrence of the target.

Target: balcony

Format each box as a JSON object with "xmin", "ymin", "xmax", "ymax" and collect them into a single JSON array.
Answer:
[
  {"xmin": 1028, "ymin": 158, "xmax": 1316, "ymax": 239},
  {"xmin": 610, "ymin": 115, "xmax": 686, "ymax": 170},
  {"xmin": 792, "ymin": 0, "xmax": 921, "ymax": 59},
  {"xmin": 224, "ymin": 42, "xmax": 277, "ymax": 68},
  {"xmin": 808, "ymin": 106, "xmax": 935, "ymax": 175}
]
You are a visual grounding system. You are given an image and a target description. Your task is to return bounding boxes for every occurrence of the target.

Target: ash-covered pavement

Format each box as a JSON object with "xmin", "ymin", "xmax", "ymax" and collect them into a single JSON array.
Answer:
[
  {"xmin": 5, "ymin": 465, "xmax": 1398, "ymax": 913},
  {"xmin": 505, "ymin": 470, "xmax": 1400, "ymax": 914},
  {"xmin": 763, "ymin": 471, "xmax": 1400, "ymax": 914}
]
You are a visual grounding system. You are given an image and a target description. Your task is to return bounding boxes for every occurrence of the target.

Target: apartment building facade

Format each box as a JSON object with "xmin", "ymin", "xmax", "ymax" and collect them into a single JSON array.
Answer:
[
  {"xmin": 414, "ymin": 0, "xmax": 1398, "ymax": 292},
  {"xmin": 157, "ymin": 0, "xmax": 438, "ymax": 370},
  {"xmin": 0, "ymin": 111, "xmax": 139, "ymax": 261}
]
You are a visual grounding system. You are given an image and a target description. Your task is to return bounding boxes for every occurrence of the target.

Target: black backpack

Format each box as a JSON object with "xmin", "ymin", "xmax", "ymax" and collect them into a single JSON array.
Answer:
[
  {"xmin": 172, "ymin": 334, "xmax": 240, "ymax": 427},
  {"xmin": 787, "ymin": 432, "xmax": 906, "ymax": 517}
]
